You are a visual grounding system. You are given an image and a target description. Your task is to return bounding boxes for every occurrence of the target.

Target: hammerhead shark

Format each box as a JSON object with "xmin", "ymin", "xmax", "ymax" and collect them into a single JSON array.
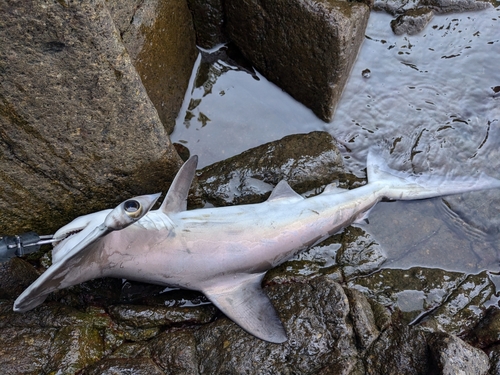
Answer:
[{"xmin": 13, "ymin": 152, "xmax": 500, "ymax": 343}]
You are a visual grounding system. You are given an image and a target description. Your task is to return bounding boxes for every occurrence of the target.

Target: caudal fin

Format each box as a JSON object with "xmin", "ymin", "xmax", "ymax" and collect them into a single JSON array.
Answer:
[{"xmin": 366, "ymin": 151, "xmax": 500, "ymax": 201}]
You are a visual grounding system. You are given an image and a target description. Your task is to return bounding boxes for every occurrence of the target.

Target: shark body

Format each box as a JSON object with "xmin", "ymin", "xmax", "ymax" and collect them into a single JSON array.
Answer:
[{"xmin": 13, "ymin": 153, "xmax": 500, "ymax": 342}]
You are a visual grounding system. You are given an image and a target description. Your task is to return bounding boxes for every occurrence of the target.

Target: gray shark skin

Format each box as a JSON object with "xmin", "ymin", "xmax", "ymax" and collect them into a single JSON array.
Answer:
[{"xmin": 13, "ymin": 152, "xmax": 500, "ymax": 343}]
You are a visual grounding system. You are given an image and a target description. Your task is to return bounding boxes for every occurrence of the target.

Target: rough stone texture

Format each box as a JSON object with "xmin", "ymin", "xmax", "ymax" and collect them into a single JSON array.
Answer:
[
  {"xmin": 108, "ymin": 0, "xmax": 197, "ymax": 134},
  {"xmin": 348, "ymin": 268, "xmax": 493, "ymax": 331},
  {"xmin": 187, "ymin": 0, "xmax": 228, "ymax": 49},
  {"xmin": 225, "ymin": 0, "xmax": 371, "ymax": 122},
  {"xmin": 428, "ymin": 332, "xmax": 490, "ymax": 375},
  {"xmin": 198, "ymin": 131, "xmax": 347, "ymax": 206},
  {"xmin": 420, "ymin": 0, "xmax": 492, "ymax": 12},
  {"xmin": 0, "ymin": 303, "xmax": 118, "ymax": 374},
  {"xmin": 346, "ymin": 288, "xmax": 380, "ymax": 350},
  {"xmin": 465, "ymin": 307, "xmax": 500, "ymax": 349},
  {"xmin": 364, "ymin": 319, "xmax": 430, "ymax": 374},
  {"xmin": 418, "ymin": 272, "xmax": 494, "ymax": 336},
  {"xmin": 390, "ymin": 8, "xmax": 434, "ymax": 35},
  {"xmin": 194, "ymin": 277, "xmax": 361, "ymax": 374},
  {"xmin": 0, "ymin": 0, "xmax": 184, "ymax": 236},
  {"xmin": 488, "ymin": 345, "xmax": 500, "ymax": 375},
  {"xmin": 374, "ymin": 0, "xmax": 493, "ymax": 14},
  {"xmin": 336, "ymin": 226, "xmax": 386, "ymax": 279},
  {"xmin": 0, "ymin": 257, "xmax": 40, "ymax": 299},
  {"xmin": 108, "ymin": 304, "xmax": 217, "ymax": 328},
  {"xmin": 149, "ymin": 330, "xmax": 200, "ymax": 375},
  {"xmin": 81, "ymin": 357, "xmax": 166, "ymax": 375}
]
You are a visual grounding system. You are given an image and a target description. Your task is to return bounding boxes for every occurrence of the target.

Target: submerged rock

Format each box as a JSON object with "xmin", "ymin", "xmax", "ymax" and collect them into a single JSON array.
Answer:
[
  {"xmin": 225, "ymin": 0, "xmax": 371, "ymax": 122},
  {"xmin": 390, "ymin": 8, "xmax": 434, "ymax": 35},
  {"xmin": 418, "ymin": 271, "xmax": 495, "ymax": 335},
  {"xmin": 198, "ymin": 131, "xmax": 348, "ymax": 206},
  {"xmin": 0, "ymin": 0, "xmax": 185, "ymax": 236}
]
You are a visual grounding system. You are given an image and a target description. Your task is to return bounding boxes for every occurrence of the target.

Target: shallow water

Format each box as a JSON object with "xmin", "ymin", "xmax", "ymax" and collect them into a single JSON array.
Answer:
[{"xmin": 171, "ymin": 8, "xmax": 500, "ymax": 273}]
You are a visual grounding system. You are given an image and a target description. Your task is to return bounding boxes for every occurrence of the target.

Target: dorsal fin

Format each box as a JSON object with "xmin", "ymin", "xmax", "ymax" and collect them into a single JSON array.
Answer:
[
  {"xmin": 267, "ymin": 180, "xmax": 303, "ymax": 202},
  {"xmin": 161, "ymin": 156, "xmax": 198, "ymax": 214},
  {"xmin": 203, "ymin": 272, "xmax": 287, "ymax": 343}
]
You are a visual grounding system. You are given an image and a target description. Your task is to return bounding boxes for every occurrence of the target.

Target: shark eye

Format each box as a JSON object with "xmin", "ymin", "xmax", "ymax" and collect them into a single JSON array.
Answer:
[{"xmin": 124, "ymin": 199, "xmax": 142, "ymax": 218}]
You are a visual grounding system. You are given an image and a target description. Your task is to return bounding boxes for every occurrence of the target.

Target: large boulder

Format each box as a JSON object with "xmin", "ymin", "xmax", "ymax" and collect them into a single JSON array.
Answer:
[
  {"xmin": 225, "ymin": 0, "xmax": 371, "ymax": 122},
  {"xmin": 108, "ymin": 0, "xmax": 197, "ymax": 134},
  {"xmin": 0, "ymin": 0, "xmax": 190, "ymax": 235}
]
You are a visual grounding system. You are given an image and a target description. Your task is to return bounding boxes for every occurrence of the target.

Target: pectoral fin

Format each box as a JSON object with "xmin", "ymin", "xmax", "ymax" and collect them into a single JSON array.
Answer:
[
  {"xmin": 13, "ymin": 225, "xmax": 107, "ymax": 312},
  {"xmin": 203, "ymin": 272, "xmax": 287, "ymax": 343}
]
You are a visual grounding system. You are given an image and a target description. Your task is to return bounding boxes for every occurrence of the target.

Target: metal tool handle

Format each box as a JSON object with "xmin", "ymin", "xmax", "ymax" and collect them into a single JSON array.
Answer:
[{"xmin": 0, "ymin": 232, "xmax": 54, "ymax": 259}]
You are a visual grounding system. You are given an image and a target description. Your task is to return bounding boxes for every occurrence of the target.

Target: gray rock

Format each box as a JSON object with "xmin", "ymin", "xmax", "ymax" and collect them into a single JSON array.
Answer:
[
  {"xmin": 420, "ymin": 0, "xmax": 492, "ymax": 12},
  {"xmin": 418, "ymin": 271, "xmax": 494, "ymax": 335},
  {"xmin": 149, "ymin": 330, "xmax": 200, "ymax": 375},
  {"xmin": 198, "ymin": 131, "xmax": 347, "ymax": 206},
  {"xmin": 194, "ymin": 276, "xmax": 361, "ymax": 374},
  {"xmin": 109, "ymin": 0, "xmax": 197, "ymax": 134},
  {"xmin": 428, "ymin": 332, "xmax": 489, "ymax": 375},
  {"xmin": 464, "ymin": 307, "xmax": 500, "ymax": 349},
  {"xmin": 335, "ymin": 226, "xmax": 387, "ymax": 279},
  {"xmin": 108, "ymin": 304, "xmax": 216, "ymax": 328},
  {"xmin": 391, "ymin": 8, "xmax": 434, "ymax": 35},
  {"xmin": 374, "ymin": 0, "xmax": 492, "ymax": 14},
  {"xmin": 81, "ymin": 357, "xmax": 166, "ymax": 375},
  {"xmin": 0, "ymin": 0, "xmax": 184, "ymax": 236},
  {"xmin": 374, "ymin": 0, "xmax": 420, "ymax": 15},
  {"xmin": 345, "ymin": 288, "xmax": 380, "ymax": 350},
  {"xmin": 187, "ymin": 0, "xmax": 228, "ymax": 49},
  {"xmin": 225, "ymin": 0, "xmax": 371, "ymax": 122},
  {"xmin": 365, "ymin": 320, "xmax": 430, "ymax": 374},
  {"xmin": 488, "ymin": 344, "xmax": 500, "ymax": 375},
  {"xmin": 348, "ymin": 267, "xmax": 493, "ymax": 329}
]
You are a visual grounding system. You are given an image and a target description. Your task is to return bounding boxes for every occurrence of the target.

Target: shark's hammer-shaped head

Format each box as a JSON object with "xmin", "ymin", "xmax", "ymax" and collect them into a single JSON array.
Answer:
[
  {"xmin": 51, "ymin": 193, "xmax": 161, "ymax": 264},
  {"xmin": 13, "ymin": 193, "xmax": 161, "ymax": 313}
]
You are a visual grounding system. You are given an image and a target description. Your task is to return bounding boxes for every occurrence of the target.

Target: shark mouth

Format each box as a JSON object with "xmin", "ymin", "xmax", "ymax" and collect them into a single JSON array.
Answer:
[{"xmin": 52, "ymin": 228, "xmax": 84, "ymax": 247}]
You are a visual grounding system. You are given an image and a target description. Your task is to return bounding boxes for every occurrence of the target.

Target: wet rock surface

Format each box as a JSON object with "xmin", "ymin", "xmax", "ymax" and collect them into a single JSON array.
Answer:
[
  {"xmin": 428, "ymin": 332, "xmax": 490, "ymax": 375},
  {"xmin": 108, "ymin": 0, "xmax": 197, "ymax": 134},
  {"xmin": 225, "ymin": 0, "xmax": 371, "ymax": 122},
  {"xmin": 390, "ymin": 8, "xmax": 434, "ymax": 35},
  {"xmin": 186, "ymin": 0, "xmax": 228, "ymax": 49},
  {"xmin": 0, "ymin": 0, "xmax": 184, "ymax": 236},
  {"xmin": 198, "ymin": 131, "xmax": 349, "ymax": 206},
  {"xmin": 375, "ymin": 0, "xmax": 493, "ymax": 14},
  {"xmin": 2, "ymin": 256, "xmax": 500, "ymax": 374}
]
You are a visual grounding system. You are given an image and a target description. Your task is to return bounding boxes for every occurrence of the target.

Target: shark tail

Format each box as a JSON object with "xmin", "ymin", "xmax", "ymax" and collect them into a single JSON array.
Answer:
[{"xmin": 366, "ymin": 151, "xmax": 500, "ymax": 201}]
